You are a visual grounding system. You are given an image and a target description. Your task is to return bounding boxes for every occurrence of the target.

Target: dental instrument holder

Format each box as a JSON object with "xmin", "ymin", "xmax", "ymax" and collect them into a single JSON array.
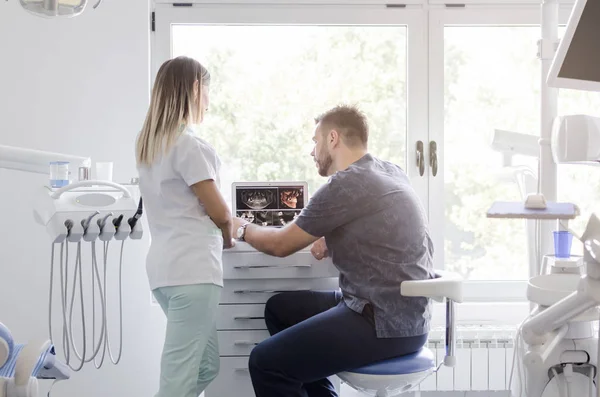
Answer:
[
  {"xmin": 541, "ymin": 254, "xmax": 584, "ymax": 275},
  {"xmin": 97, "ymin": 213, "xmax": 116, "ymax": 241},
  {"xmin": 33, "ymin": 180, "xmax": 142, "ymax": 244}
]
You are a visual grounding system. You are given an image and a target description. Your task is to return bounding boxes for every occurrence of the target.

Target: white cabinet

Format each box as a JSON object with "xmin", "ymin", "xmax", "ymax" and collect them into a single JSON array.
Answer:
[
  {"xmin": 207, "ymin": 357, "xmax": 255, "ymax": 396},
  {"xmin": 205, "ymin": 242, "xmax": 339, "ymax": 397}
]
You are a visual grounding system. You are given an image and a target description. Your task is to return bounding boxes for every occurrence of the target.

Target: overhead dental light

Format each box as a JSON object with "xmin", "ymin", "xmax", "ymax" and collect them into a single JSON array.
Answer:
[
  {"xmin": 16, "ymin": 0, "xmax": 103, "ymax": 18},
  {"xmin": 552, "ymin": 114, "xmax": 600, "ymax": 165}
]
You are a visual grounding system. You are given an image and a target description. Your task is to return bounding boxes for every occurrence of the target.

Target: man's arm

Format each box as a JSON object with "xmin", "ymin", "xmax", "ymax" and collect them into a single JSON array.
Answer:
[
  {"xmin": 241, "ymin": 221, "xmax": 320, "ymax": 257},
  {"xmin": 234, "ymin": 178, "xmax": 358, "ymax": 257}
]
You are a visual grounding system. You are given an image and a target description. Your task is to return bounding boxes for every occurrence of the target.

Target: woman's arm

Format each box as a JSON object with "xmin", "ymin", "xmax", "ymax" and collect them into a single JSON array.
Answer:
[{"xmin": 191, "ymin": 180, "xmax": 235, "ymax": 248}]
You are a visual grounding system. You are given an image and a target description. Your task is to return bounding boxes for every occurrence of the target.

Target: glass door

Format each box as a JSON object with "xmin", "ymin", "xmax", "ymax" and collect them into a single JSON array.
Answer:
[{"xmin": 429, "ymin": 6, "xmax": 574, "ymax": 301}]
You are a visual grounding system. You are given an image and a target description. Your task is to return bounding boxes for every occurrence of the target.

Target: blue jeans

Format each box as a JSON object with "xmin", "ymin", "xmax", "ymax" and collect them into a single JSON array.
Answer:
[
  {"xmin": 249, "ymin": 290, "xmax": 428, "ymax": 397},
  {"xmin": 152, "ymin": 284, "xmax": 222, "ymax": 397}
]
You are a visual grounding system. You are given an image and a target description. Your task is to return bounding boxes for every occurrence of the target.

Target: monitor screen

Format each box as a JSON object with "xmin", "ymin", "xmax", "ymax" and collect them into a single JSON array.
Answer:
[
  {"xmin": 557, "ymin": 0, "xmax": 600, "ymax": 84},
  {"xmin": 233, "ymin": 184, "xmax": 306, "ymax": 227},
  {"xmin": 548, "ymin": 0, "xmax": 600, "ymax": 91}
]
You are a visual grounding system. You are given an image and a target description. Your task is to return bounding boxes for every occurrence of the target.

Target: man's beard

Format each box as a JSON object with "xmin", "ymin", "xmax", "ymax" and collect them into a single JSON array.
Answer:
[{"xmin": 317, "ymin": 152, "xmax": 333, "ymax": 177}]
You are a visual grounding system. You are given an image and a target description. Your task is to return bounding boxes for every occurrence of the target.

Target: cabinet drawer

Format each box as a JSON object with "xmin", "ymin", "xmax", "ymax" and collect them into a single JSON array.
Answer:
[
  {"xmin": 217, "ymin": 304, "xmax": 267, "ymax": 331},
  {"xmin": 205, "ymin": 357, "xmax": 254, "ymax": 397},
  {"xmin": 221, "ymin": 278, "xmax": 339, "ymax": 304},
  {"xmin": 223, "ymin": 252, "xmax": 338, "ymax": 280},
  {"xmin": 223, "ymin": 251, "xmax": 339, "ymax": 280},
  {"xmin": 218, "ymin": 330, "xmax": 271, "ymax": 356}
]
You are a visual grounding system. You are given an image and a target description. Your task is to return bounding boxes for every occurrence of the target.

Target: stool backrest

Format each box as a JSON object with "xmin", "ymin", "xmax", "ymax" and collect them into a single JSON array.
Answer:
[{"xmin": 401, "ymin": 271, "xmax": 464, "ymax": 368}]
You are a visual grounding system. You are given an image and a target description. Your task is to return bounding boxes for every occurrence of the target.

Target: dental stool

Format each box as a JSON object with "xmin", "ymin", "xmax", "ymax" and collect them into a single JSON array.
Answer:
[
  {"xmin": 0, "ymin": 323, "xmax": 71, "ymax": 397},
  {"xmin": 337, "ymin": 271, "xmax": 464, "ymax": 397}
]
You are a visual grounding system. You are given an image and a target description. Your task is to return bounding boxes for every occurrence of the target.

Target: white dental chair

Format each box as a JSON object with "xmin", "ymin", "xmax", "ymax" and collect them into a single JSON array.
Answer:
[
  {"xmin": 337, "ymin": 271, "xmax": 464, "ymax": 397},
  {"xmin": 0, "ymin": 323, "xmax": 70, "ymax": 397}
]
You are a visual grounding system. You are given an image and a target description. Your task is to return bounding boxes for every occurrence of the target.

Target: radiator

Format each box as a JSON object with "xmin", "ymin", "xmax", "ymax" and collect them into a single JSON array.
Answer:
[{"xmin": 418, "ymin": 326, "xmax": 518, "ymax": 392}]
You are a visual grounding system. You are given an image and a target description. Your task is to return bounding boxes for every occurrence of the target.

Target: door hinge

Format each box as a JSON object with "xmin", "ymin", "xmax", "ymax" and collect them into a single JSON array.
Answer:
[{"xmin": 151, "ymin": 11, "xmax": 155, "ymax": 32}]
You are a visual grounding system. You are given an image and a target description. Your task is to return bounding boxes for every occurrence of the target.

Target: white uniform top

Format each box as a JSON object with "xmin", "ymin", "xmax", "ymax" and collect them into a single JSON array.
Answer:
[{"xmin": 137, "ymin": 127, "xmax": 224, "ymax": 290}]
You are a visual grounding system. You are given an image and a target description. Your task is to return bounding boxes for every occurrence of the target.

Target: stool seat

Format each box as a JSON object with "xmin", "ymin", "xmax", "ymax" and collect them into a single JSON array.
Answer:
[{"xmin": 348, "ymin": 348, "xmax": 435, "ymax": 376}]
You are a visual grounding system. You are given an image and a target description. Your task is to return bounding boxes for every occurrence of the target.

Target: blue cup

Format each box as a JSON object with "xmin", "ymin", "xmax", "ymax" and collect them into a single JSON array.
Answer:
[{"xmin": 553, "ymin": 231, "xmax": 573, "ymax": 258}]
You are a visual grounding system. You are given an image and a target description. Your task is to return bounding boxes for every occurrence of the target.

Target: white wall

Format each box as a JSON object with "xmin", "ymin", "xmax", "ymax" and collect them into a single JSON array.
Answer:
[{"xmin": 0, "ymin": 2, "xmax": 165, "ymax": 397}]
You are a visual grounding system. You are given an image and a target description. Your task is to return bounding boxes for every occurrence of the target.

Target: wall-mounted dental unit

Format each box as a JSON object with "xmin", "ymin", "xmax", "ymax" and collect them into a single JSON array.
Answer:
[{"xmin": 0, "ymin": 144, "xmax": 144, "ymax": 396}]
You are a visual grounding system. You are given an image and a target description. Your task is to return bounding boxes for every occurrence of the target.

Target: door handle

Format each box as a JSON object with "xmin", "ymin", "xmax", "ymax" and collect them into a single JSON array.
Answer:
[
  {"xmin": 430, "ymin": 141, "xmax": 438, "ymax": 177},
  {"xmin": 234, "ymin": 341, "xmax": 261, "ymax": 346},
  {"xmin": 416, "ymin": 141, "xmax": 425, "ymax": 176},
  {"xmin": 233, "ymin": 289, "xmax": 311, "ymax": 294}
]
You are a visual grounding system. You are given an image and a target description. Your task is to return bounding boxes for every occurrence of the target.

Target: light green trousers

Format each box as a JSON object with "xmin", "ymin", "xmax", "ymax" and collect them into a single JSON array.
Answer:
[{"xmin": 153, "ymin": 284, "xmax": 222, "ymax": 397}]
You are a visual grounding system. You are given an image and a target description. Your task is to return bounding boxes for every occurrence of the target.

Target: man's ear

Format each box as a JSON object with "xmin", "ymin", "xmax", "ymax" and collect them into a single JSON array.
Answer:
[{"xmin": 329, "ymin": 129, "xmax": 341, "ymax": 148}]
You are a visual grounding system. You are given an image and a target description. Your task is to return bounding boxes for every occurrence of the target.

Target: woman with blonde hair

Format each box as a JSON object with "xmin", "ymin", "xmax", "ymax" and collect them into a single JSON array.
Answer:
[{"xmin": 136, "ymin": 56, "xmax": 233, "ymax": 397}]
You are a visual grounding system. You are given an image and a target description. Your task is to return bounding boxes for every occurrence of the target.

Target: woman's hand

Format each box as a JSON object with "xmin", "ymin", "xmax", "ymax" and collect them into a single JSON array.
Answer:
[
  {"xmin": 223, "ymin": 238, "xmax": 236, "ymax": 249},
  {"xmin": 310, "ymin": 237, "xmax": 329, "ymax": 260}
]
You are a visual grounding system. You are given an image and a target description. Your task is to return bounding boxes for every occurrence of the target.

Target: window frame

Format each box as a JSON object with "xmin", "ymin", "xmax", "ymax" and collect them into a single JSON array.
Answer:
[
  {"xmin": 153, "ymin": 0, "xmax": 576, "ymax": 5},
  {"xmin": 152, "ymin": 3, "xmax": 429, "ymax": 211},
  {"xmin": 151, "ymin": 2, "xmax": 578, "ymax": 308}
]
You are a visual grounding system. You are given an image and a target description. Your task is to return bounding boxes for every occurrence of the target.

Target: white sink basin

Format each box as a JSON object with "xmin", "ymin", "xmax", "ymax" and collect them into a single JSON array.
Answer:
[{"xmin": 527, "ymin": 274, "xmax": 581, "ymax": 307}]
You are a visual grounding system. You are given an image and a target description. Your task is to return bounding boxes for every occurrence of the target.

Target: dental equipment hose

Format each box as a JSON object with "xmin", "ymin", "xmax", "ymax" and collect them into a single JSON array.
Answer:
[
  {"xmin": 507, "ymin": 312, "xmax": 536, "ymax": 397},
  {"xmin": 49, "ymin": 239, "xmax": 125, "ymax": 371},
  {"xmin": 97, "ymin": 240, "xmax": 124, "ymax": 367}
]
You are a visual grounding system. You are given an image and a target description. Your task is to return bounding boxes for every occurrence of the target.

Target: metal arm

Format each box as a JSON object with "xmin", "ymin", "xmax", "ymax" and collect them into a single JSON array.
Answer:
[
  {"xmin": 0, "ymin": 144, "xmax": 90, "ymax": 175},
  {"xmin": 401, "ymin": 271, "xmax": 464, "ymax": 368},
  {"xmin": 445, "ymin": 298, "xmax": 457, "ymax": 367}
]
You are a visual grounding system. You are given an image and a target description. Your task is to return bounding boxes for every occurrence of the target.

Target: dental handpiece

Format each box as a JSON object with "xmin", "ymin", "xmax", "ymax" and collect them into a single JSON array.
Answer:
[{"xmin": 128, "ymin": 197, "xmax": 144, "ymax": 229}]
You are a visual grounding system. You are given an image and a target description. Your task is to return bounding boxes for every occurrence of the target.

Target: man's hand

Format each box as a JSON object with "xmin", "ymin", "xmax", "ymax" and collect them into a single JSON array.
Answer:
[
  {"xmin": 232, "ymin": 217, "xmax": 249, "ymax": 234},
  {"xmin": 310, "ymin": 237, "xmax": 329, "ymax": 260}
]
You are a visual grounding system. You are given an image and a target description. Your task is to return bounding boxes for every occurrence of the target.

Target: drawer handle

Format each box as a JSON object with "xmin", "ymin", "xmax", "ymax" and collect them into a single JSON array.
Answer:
[
  {"xmin": 234, "ymin": 340, "xmax": 261, "ymax": 346},
  {"xmin": 233, "ymin": 264, "xmax": 312, "ymax": 269},
  {"xmin": 234, "ymin": 316, "xmax": 265, "ymax": 320},
  {"xmin": 234, "ymin": 289, "xmax": 311, "ymax": 294},
  {"xmin": 235, "ymin": 368, "xmax": 250, "ymax": 372}
]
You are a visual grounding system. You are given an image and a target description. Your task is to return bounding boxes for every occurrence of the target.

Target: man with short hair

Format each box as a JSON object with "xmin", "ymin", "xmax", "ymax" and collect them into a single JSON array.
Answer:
[{"xmin": 231, "ymin": 105, "xmax": 434, "ymax": 397}]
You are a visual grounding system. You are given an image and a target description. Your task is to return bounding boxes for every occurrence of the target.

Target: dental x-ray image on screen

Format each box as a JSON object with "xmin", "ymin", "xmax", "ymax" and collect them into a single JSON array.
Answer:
[{"xmin": 234, "ymin": 184, "xmax": 305, "ymax": 227}]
